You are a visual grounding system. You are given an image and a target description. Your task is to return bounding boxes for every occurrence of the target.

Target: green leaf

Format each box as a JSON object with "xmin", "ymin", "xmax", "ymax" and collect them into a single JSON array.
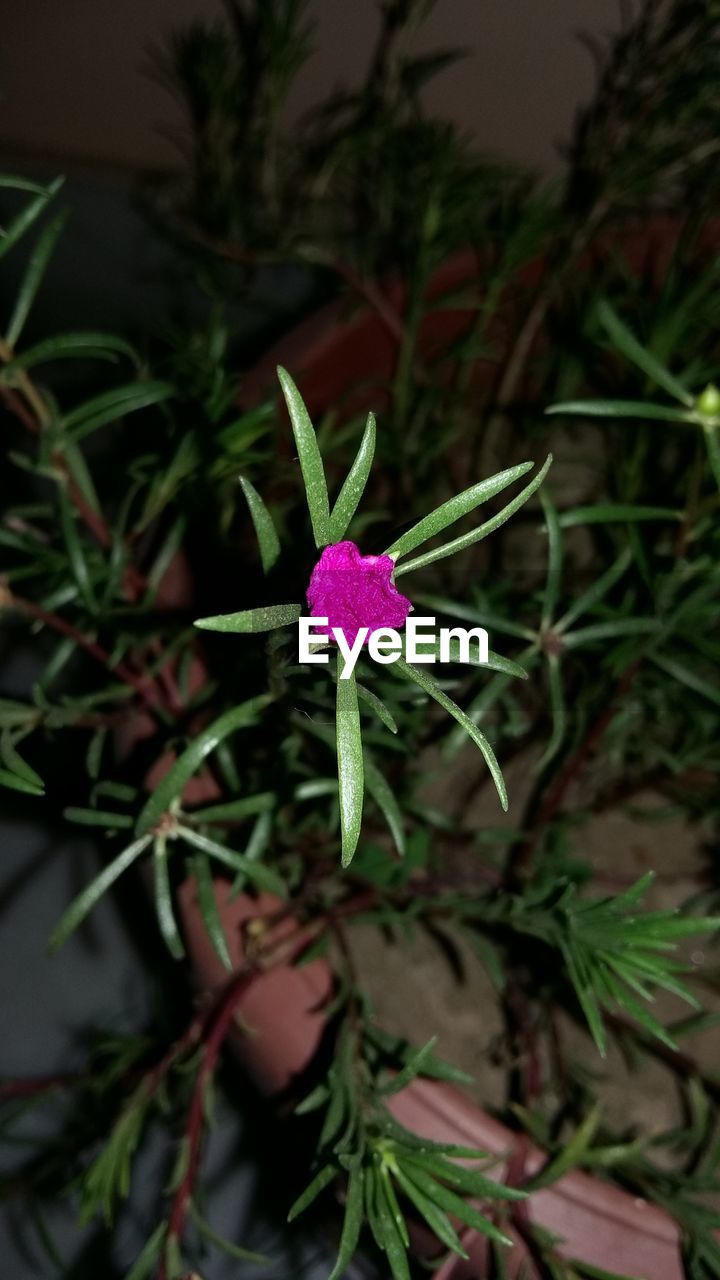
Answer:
[
  {"xmin": 187, "ymin": 793, "xmax": 275, "ymax": 824},
  {"xmin": 392, "ymin": 1164, "xmax": 468, "ymax": 1257},
  {"xmin": 546, "ymin": 399, "xmax": 690, "ymax": 423},
  {"xmin": 0, "ymin": 732, "xmax": 44, "ymax": 794},
  {"xmin": 422, "ymin": 634, "xmax": 529, "ymax": 677},
  {"xmin": 336, "ymin": 658, "xmax": 364, "ymax": 867},
  {"xmin": 650, "ymin": 653, "xmax": 720, "ymax": 709},
  {"xmin": 136, "ymin": 698, "xmax": 270, "ymax": 834},
  {"xmin": 62, "ymin": 382, "xmax": 175, "ymax": 442},
  {"xmin": 0, "ymin": 175, "xmax": 57, "ymax": 195},
  {"xmin": 0, "ymin": 766, "xmax": 44, "ymax": 796},
  {"xmin": 190, "ymin": 853, "xmax": 232, "ymax": 969},
  {"xmin": 535, "ymin": 653, "xmax": 566, "ymax": 774},
  {"xmin": 194, "ymin": 603, "xmax": 301, "ymax": 633},
  {"xmin": 327, "ymin": 1167, "xmax": 364, "ymax": 1280},
  {"xmin": 526, "ymin": 1105, "xmax": 602, "ymax": 1189},
  {"xmin": 1, "ymin": 332, "xmax": 137, "ymax": 378},
  {"xmin": 6, "ymin": 207, "xmax": 68, "ymax": 346},
  {"xmin": 399, "ymin": 1162, "xmax": 512, "ymax": 1247},
  {"xmin": 287, "ymin": 1164, "xmax": 336, "ymax": 1221},
  {"xmin": 277, "ymin": 366, "xmax": 330, "ymax": 547},
  {"xmin": 139, "ymin": 431, "xmax": 198, "ymax": 527},
  {"xmin": 556, "ymin": 548, "xmax": 632, "ymax": 633},
  {"xmin": 188, "ymin": 1202, "xmax": 268, "ymax": 1264},
  {"xmin": 177, "ymin": 826, "xmax": 285, "ymax": 895},
  {"xmin": 63, "ymin": 439, "xmax": 101, "ymax": 514},
  {"xmin": 328, "ymin": 411, "xmax": 376, "ymax": 542},
  {"xmin": 365, "ymin": 757, "xmax": 405, "ymax": 856},
  {"xmin": 385, "ymin": 461, "xmax": 533, "ymax": 561},
  {"xmin": 64, "ymin": 807, "xmax": 133, "ymax": 828},
  {"xmin": 394, "ymin": 455, "xmax": 552, "ymax": 577},
  {"xmin": 379, "ymin": 1037, "xmax": 438, "ymax": 1095},
  {"xmin": 58, "ymin": 486, "xmax": 95, "ymax": 610},
  {"xmin": 393, "ymin": 657, "xmax": 507, "ymax": 811},
  {"xmin": 371, "ymin": 1167, "xmax": 411, "ymax": 1280},
  {"xmin": 400, "ymin": 1152, "xmax": 525, "ymax": 1201},
  {"xmin": 558, "ymin": 504, "xmax": 682, "ymax": 528},
  {"xmin": 153, "ymin": 835, "xmax": 184, "ymax": 960},
  {"xmin": 122, "ymin": 1225, "xmax": 167, "ymax": 1280},
  {"xmin": 563, "ymin": 618, "xmax": 657, "ymax": 648},
  {"xmin": 49, "ymin": 834, "xmax": 152, "ymax": 950},
  {"xmin": 356, "ymin": 683, "xmax": 398, "ymax": 733},
  {"xmin": 0, "ymin": 177, "xmax": 63, "ymax": 261},
  {"xmin": 596, "ymin": 300, "xmax": 694, "ymax": 407},
  {"xmin": 704, "ymin": 423, "xmax": 720, "ymax": 492},
  {"xmin": 239, "ymin": 475, "xmax": 281, "ymax": 573},
  {"xmin": 540, "ymin": 490, "xmax": 562, "ymax": 629}
]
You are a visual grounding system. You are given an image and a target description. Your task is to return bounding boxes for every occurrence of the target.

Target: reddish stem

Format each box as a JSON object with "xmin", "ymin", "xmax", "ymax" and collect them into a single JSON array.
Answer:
[
  {"xmin": 12, "ymin": 594, "xmax": 160, "ymax": 713},
  {"xmin": 157, "ymin": 970, "xmax": 257, "ymax": 1279}
]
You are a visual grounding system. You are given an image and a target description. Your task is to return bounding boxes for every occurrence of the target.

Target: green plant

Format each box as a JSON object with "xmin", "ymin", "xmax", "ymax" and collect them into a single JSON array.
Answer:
[{"xmin": 2, "ymin": 3, "xmax": 720, "ymax": 1278}]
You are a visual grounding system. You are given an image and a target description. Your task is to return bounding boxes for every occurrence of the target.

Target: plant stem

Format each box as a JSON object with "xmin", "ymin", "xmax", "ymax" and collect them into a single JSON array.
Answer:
[{"xmin": 9, "ymin": 593, "xmax": 160, "ymax": 713}]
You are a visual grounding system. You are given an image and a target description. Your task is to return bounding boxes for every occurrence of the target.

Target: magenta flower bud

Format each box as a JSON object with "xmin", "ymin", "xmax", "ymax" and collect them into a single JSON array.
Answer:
[{"xmin": 306, "ymin": 541, "xmax": 412, "ymax": 643}]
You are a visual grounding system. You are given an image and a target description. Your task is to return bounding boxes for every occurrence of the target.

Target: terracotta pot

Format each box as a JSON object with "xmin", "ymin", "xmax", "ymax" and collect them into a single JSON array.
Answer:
[
  {"xmin": 236, "ymin": 218, "xmax": 720, "ymax": 426},
  {"xmin": 178, "ymin": 882, "xmax": 686, "ymax": 1280}
]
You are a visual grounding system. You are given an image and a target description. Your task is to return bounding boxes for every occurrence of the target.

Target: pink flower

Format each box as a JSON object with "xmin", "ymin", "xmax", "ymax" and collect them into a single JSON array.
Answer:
[{"xmin": 306, "ymin": 541, "xmax": 412, "ymax": 643}]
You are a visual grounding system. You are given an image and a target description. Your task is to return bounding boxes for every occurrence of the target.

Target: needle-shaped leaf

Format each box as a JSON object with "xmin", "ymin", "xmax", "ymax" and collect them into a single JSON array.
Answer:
[
  {"xmin": 336, "ymin": 657, "xmax": 364, "ymax": 867},
  {"xmin": 540, "ymin": 490, "xmax": 562, "ymax": 629},
  {"xmin": 0, "ymin": 732, "xmax": 44, "ymax": 794},
  {"xmin": 62, "ymin": 382, "xmax": 175, "ymax": 442},
  {"xmin": 392, "ymin": 1165, "xmax": 468, "ymax": 1257},
  {"xmin": 558, "ymin": 504, "xmax": 682, "ymax": 528},
  {"xmin": 397, "ymin": 1162, "xmax": 512, "ymax": 1247},
  {"xmin": 393, "ymin": 656, "xmax": 507, "ymax": 810},
  {"xmin": 356, "ymin": 682, "xmax": 398, "ymax": 733},
  {"xmin": 400, "ymin": 1152, "xmax": 525, "ymax": 1201},
  {"xmin": 365, "ymin": 757, "xmax": 405, "ymax": 855},
  {"xmin": 190, "ymin": 852, "xmax": 233, "ymax": 969},
  {"xmin": 0, "ymin": 177, "xmax": 63, "ymax": 261},
  {"xmin": 371, "ymin": 1167, "xmax": 411, "ymax": 1280},
  {"xmin": 177, "ymin": 826, "xmax": 285, "ymax": 895},
  {"xmin": 58, "ymin": 486, "xmax": 96, "ymax": 611},
  {"xmin": 186, "ymin": 792, "xmax": 275, "ymax": 824},
  {"xmin": 328, "ymin": 1167, "xmax": 364, "ymax": 1280},
  {"xmin": 277, "ymin": 366, "xmax": 330, "ymax": 547},
  {"xmin": 328, "ymin": 411, "xmax": 376, "ymax": 542},
  {"xmin": 1, "ymin": 332, "xmax": 138, "ymax": 377},
  {"xmin": 64, "ymin": 807, "xmax": 133, "ymax": 828},
  {"xmin": 535, "ymin": 653, "xmax": 566, "ymax": 774},
  {"xmin": 153, "ymin": 835, "xmax": 184, "ymax": 959},
  {"xmin": 597, "ymin": 300, "xmax": 694, "ymax": 407},
  {"xmin": 704, "ymin": 424, "xmax": 720, "ymax": 492},
  {"xmin": 194, "ymin": 603, "xmax": 301, "ymax": 633},
  {"xmin": 49, "ymin": 834, "xmax": 152, "ymax": 950},
  {"xmin": 556, "ymin": 548, "xmax": 632, "ymax": 633},
  {"xmin": 546, "ymin": 399, "xmax": 690, "ymax": 422},
  {"xmin": 287, "ymin": 1164, "xmax": 336, "ymax": 1222},
  {"xmin": 0, "ymin": 766, "xmax": 44, "ymax": 795},
  {"xmin": 239, "ymin": 475, "xmax": 281, "ymax": 573},
  {"xmin": 6, "ymin": 207, "xmax": 68, "ymax": 346},
  {"xmin": 136, "ymin": 698, "xmax": 270, "ymax": 834},
  {"xmin": 379, "ymin": 1036, "xmax": 438, "ymax": 1095},
  {"xmin": 385, "ymin": 461, "xmax": 533, "ymax": 561},
  {"xmin": 122, "ymin": 1224, "xmax": 166, "ymax": 1280},
  {"xmin": 394, "ymin": 454, "xmax": 552, "ymax": 577}
]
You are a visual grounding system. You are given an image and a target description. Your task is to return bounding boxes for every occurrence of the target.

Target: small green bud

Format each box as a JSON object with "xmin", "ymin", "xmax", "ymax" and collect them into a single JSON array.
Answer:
[{"xmin": 695, "ymin": 383, "xmax": 720, "ymax": 420}]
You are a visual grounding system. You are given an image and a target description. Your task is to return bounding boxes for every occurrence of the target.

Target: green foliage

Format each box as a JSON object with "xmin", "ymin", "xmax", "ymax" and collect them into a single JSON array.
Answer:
[
  {"xmin": 288, "ymin": 1013, "xmax": 524, "ymax": 1277},
  {"xmin": 2, "ymin": 5, "xmax": 720, "ymax": 1278}
]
